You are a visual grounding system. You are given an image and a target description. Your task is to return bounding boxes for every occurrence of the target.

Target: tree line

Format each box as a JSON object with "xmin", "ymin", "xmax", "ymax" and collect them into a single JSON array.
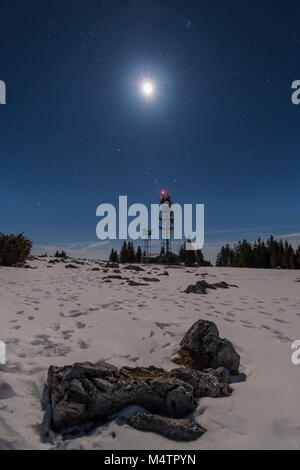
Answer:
[
  {"xmin": 109, "ymin": 241, "xmax": 212, "ymax": 266},
  {"xmin": 109, "ymin": 242, "xmax": 143, "ymax": 264},
  {"xmin": 216, "ymin": 236, "xmax": 300, "ymax": 269}
]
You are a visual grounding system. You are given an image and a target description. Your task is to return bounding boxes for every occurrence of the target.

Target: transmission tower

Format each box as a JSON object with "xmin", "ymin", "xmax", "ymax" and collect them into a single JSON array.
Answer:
[
  {"xmin": 159, "ymin": 190, "xmax": 174, "ymax": 254},
  {"xmin": 141, "ymin": 228, "xmax": 152, "ymax": 256}
]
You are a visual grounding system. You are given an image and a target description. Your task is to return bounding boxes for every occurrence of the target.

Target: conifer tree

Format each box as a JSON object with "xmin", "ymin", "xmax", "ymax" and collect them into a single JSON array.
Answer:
[
  {"xmin": 109, "ymin": 248, "xmax": 119, "ymax": 263},
  {"xmin": 126, "ymin": 242, "xmax": 136, "ymax": 262},
  {"xmin": 120, "ymin": 241, "xmax": 128, "ymax": 263},
  {"xmin": 135, "ymin": 246, "xmax": 142, "ymax": 263}
]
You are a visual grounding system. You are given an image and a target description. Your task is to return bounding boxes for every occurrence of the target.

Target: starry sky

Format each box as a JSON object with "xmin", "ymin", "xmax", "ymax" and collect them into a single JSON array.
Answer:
[{"xmin": 0, "ymin": 0, "xmax": 300, "ymax": 261}]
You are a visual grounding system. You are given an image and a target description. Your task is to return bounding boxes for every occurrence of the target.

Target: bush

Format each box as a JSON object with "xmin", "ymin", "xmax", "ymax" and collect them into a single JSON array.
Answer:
[{"xmin": 0, "ymin": 232, "xmax": 32, "ymax": 267}]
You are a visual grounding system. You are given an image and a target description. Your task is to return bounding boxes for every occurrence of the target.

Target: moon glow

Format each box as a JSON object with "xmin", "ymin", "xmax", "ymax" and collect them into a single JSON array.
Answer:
[{"xmin": 141, "ymin": 81, "xmax": 154, "ymax": 98}]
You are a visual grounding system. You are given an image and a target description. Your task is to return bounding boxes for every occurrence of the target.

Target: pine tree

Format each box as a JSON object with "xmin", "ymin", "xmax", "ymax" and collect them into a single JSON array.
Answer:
[
  {"xmin": 295, "ymin": 247, "xmax": 300, "ymax": 269},
  {"xmin": 135, "ymin": 246, "xmax": 142, "ymax": 263},
  {"xmin": 120, "ymin": 241, "xmax": 128, "ymax": 263},
  {"xmin": 127, "ymin": 242, "xmax": 136, "ymax": 262},
  {"xmin": 178, "ymin": 240, "xmax": 197, "ymax": 266},
  {"xmin": 109, "ymin": 249, "xmax": 119, "ymax": 263}
]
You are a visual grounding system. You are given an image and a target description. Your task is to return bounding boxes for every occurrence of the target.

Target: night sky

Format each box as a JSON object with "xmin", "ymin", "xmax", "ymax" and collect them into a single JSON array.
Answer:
[{"xmin": 1, "ymin": 0, "xmax": 300, "ymax": 261}]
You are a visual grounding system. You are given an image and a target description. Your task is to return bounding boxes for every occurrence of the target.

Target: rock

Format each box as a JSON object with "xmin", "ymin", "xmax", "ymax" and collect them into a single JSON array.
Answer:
[
  {"xmin": 127, "ymin": 280, "xmax": 149, "ymax": 286},
  {"xmin": 171, "ymin": 367, "xmax": 232, "ymax": 398},
  {"xmin": 91, "ymin": 267, "xmax": 100, "ymax": 271},
  {"xmin": 214, "ymin": 281, "xmax": 238, "ymax": 289},
  {"xmin": 65, "ymin": 264, "xmax": 79, "ymax": 269},
  {"xmin": 159, "ymin": 271, "xmax": 169, "ymax": 276},
  {"xmin": 48, "ymin": 259, "xmax": 58, "ymax": 264},
  {"xmin": 142, "ymin": 277, "xmax": 160, "ymax": 283},
  {"xmin": 177, "ymin": 320, "xmax": 240, "ymax": 374},
  {"xmin": 0, "ymin": 381, "xmax": 16, "ymax": 400},
  {"xmin": 105, "ymin": 262, "xmax": 119, "ymax": 269},
  {"xmin": 48, "ymin": 362, "xmax": 197, "ymax": 431},
  {"xmin": 184, "ymin": 280, "xmax": 238, "ymax": 294},
  {"xmin": 184, "ymin": 280, "xmax": 211, "ymax": 294},
  {"xmin": 125, "ymin": 265, "xmax": 145, "ymax": 272},
  {"xmin": 103, "ymin": 275, "xmax": 122, "ymax": 280},
  {"xmin": 129, "ymin": 413, "xmax": 206, "ymax": 441}
]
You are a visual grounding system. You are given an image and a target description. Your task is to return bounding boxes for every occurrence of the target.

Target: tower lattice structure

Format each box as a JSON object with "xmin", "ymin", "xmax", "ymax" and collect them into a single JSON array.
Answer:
[{"xmin": 159, "ymin": 190, "xmax": 174, "ymax": 254}]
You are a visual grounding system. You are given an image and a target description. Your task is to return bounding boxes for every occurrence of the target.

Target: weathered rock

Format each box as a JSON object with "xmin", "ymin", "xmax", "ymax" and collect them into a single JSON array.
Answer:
[
  {"xmin": 65, "ymin": 264, "xmax": 79, "ymax": 269},
  {"xmin": 127, "ymin": 280, "xmax": 149, "ymax": 286},
  {"xmin": 103, "ymin": 275, "xmax": 122, "ymax": 280},
  {"xmin": 184, "ymin": 280, "xmax": 238, "ymax": 294},
  {"xmin": 129, "ymin": 413, "xmax": 206, "ymax": 441},
  {"xmin": 171, "ymin": 367, "xmax": 232, "ymax": 398},
  {"xmin": 70, "ymin": 260, "xmax": 85, "ymax": 266},
  {"xmin": 125, "ymin": 265, "xmax": 145, "ymax": 272},
  {"xmin": 142, "ymin": 277, "xmax": 160, "ymax": 283},
  {"xmin": 184, "ymin": 280, "xmax": 211, "ymax": 294},
  {"xmin": 214, "ymin": 281, "xmax": 238, "ymax": 289},
  {"xmin": 105, "ymin": 262, "xmax": 119, "ymax": 269},
  {"xmin": 48, "ymin": 362, "xmax": 197, "ymax": 431},
  {"xmin": 47, "ymin": 322, "xmax": 240, "ymax": 436},
  {"xmin": 177, "ymin": 320, "xmax": 240, "ymax": 374}
]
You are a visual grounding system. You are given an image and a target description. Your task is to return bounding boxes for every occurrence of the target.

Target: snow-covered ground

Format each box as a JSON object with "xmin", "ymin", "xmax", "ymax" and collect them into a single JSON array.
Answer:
[{"xmin": 0, "ymin": 258, "xmax": 300, "ymax": 450}]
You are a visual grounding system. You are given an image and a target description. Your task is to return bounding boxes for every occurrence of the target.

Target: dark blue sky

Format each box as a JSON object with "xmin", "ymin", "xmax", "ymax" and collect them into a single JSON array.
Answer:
[{"xmin": 1, "ymin": 0, "xmax": 300, "ymax": 260}]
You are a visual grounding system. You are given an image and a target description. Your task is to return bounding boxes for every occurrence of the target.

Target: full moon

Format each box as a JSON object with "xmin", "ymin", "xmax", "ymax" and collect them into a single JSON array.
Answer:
[{"xmin": 141, "ymin": 81, "xmax": 154, "ymax": 97}]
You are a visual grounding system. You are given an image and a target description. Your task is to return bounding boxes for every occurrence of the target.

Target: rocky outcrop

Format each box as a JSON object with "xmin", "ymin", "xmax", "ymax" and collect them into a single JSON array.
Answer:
[
  {"xmin": 125, "ymin": 265, "xmax": 145, "ymax": 272},
  {"xmin": 171, "ymin": 366, "xmax": 231, "ymax": 398},
  {"xmin": 176, "ymin": 320, "xmax": 240, "ymax": 374},
  {"xmin": 48, "ymin": 363, "xmax": 197, "ymax": 431},
  {"xmin": 129, "ymin": 413, "xmax": 206, "ymax": 441},
  {"xmin": 184, "ymin": 280, "xmax": 238, "ymax": 294},
  {"xmin": 48, "ymin": 361, "xmax": 231, "ymax": 432},
  {"xmin": 47, "ymin": 319, "xmax": 241, "ymax": 441},
  {"xmin": 185, "ymin": 280, "xmax": 209, "ymax": 294}
]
